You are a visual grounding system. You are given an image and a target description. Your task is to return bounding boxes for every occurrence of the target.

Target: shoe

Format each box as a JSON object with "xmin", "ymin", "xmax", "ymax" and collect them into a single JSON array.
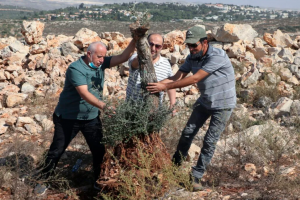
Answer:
[
  {"xmin": 191, "ymin": 176, "xmax": 204, "ymax": 192},
  {"xmin": 93, "ymin": 182, "xmax": 101, "ymax": 191},
  {"xmin": 34, "ymin": 183, "xmax": 49, "ymax": 195},
  {"xmin": 192, "ymin": 181, "xmax": 203, "ymax": 192}
]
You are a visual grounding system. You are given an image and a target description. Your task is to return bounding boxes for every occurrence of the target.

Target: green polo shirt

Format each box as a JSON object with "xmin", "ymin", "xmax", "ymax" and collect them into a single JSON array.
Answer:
[{"xmin": 55, "ymin": 56, "xmax": 112, "ymax": 120}]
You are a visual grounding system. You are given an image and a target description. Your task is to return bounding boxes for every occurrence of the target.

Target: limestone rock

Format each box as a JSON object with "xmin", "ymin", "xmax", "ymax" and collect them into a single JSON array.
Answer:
[
  {"xmin": 99, "ymin": 32, "xmax": 112, "ymax": 41},
  {"xmin": 254, "ymin": 96, "xmax": 272, "ymax": 108},
  {"xmin": 187, "ymin": 143, "xmax": 200, "ymax": 162},
  {"xmin": 46, "ymin": 35, "xmax": 60, "ymax": 48},
  {"xmin": 73, "ymin": 28, "xmax": 101, "ymax": 49},
  {"xmin": 27, "ymin": 53, "xmax": 44, "ymax": 70},
  {"xmin": 30, "ymin": 40, "xmax": 47, "ymax": 54},
  {"xmin": 227, "ymin": 40, "xmax": 246, "ymax": 58},
  {"xmin": 265, "ymin": 73, "xmax": 281, "ymax": 85},
  {"xmin": 107, "ymin": 40, "xmax": 121, "ymax": 52},
  {"xmin": 24, "ymin": 71, "xmax": 47, "ymax": 86},
  {"xmin": 278, "ymin": 68, "xmax": 293, "ymax": 81},
  {"xmin": 293, "ymin": 54, "xmax": 300, "ymax": 65},
  {"xmin": 61, "ymin": 42, "xmax": 80, "ymax": 56},
  {"xmin": 170, "ymin": 52, "xmax": 182, "ymax": 65},
  {"xmin": 289, "ymin": 64, "xmax": 300, "ymax": 79},
  {"xmin": 163, "ymin": 30, "xmax": 185, "ymax": 52},
  {"xmin": 0, "ymin": 120, "xmax": 8, "ymax": 135},
  {"xmin": 253, "ymin": 38, "xmax": 264, "ymax": 48},
  {"xmin": 16, "ymin": 117, "xmax": 35, "ymax": 127},
  {"xmin": 6, "ymin": 52, "xmax": 27, "ymax": 66},
  {"xmin": 5, "ymin": 117, "xmax": 17, "ymax": 126},
  {"xmin": 287, "ymin": 76, "xmax": 299, "ymax": 86},
  {"xmin": 9, "ymin": 40, "xmax": 29, "ymax": 54},
  {"xmin": 291, "ymin": 100, "xmax": 300, "ymax": 115},
  {"xmin": 21, "ymin": 21, "xmax": 45, "ymax": 45},
  {"xmin": 278, "ymin": 48, "xmax": 294, "ymax": 63},
  {"xmin": 268, "ymin": 47, "xmax": 281, "ymax": 55},
  {"xmin": 251, "ymin": 47, "xmax": 267, "ymax": 60},
  {"xmin": 263, "ymin": 30, "xmax": 293, "ymax": 48},
  {"xmin": 41, "ymin": 118, "xmax": 53, "ymax": 131},
  {"xmin": 5, "ymin": 93, "xmax": 28, "ymax": 108},
  {"xmin": 241, "ymin": 67, "xmax": 260, "ymax": 87},
  {"xmin": 5, "ymin": 64, "xmax": 22, "ymax": 73},
  {"xmin": 270, "ymin": 97, "xmax": 293, "ymax": 118},
  {"xmin": 213, "ymin": 23, "xmax": 258, "ymax": 43},
  {"xmin": 34, "ymin": 114, "xmax": 47, "ymax": 122},
  {"xmin": 21, "ymin": 82, "xmax": 35, "ymax": 93}
]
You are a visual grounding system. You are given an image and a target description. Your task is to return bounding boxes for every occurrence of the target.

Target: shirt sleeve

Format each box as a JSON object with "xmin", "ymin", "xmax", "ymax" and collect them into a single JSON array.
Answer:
[
  {"xmin": 66, "ymin": 65, "xmax": 87, "ymax": 87},
  {"xmin": 128, "ymin": 53, "xmax": 138, "ymax": 71},
  {"xmin": 102, "ymin": 56, "xmax": 112, "ymax": 70},
  {"xmin": 179, "ymin": 55, "xmax": 192, "ymax": 73}
]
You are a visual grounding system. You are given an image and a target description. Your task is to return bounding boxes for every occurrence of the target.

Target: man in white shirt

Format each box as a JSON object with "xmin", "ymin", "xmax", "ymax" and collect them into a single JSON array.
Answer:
[{"xmin": 126, "ymin": 33, "xmax": 176, "ymax": 107}]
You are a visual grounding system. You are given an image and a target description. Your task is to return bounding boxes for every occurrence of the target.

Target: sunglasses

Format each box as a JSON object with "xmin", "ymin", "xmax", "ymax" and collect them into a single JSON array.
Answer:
[
  {"xmin": 149, "ymin": 42, "xmax": 162, "ymax": 49},
  {"xmin": 186, "ymin": 41, "xmax": 201, "ymax": 49}
]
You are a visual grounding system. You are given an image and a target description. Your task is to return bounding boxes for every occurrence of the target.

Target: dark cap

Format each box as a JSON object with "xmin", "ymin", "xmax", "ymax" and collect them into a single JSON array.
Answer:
[{"xmin": 185, "ymin": 26, "xmax": 207, "ymax": 44}]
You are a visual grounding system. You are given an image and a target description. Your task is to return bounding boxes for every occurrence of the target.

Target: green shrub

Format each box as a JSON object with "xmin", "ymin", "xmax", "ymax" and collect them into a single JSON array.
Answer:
[{"xmin": 101, "ymin": 96, "xmax": 172, "ymax": 146}]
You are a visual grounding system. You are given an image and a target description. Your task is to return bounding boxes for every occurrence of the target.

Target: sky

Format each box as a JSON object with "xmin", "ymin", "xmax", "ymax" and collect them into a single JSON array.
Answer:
[{"xmin": 1, "ymin": 0, "xmax": 300, "ymax": 10}]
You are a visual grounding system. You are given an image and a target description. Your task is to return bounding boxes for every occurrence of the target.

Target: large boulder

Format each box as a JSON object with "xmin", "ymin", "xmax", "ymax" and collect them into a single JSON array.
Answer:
[
  {"xmin": 9, "ymin": 40, "xmax": 29, "ymax": 54},
  {"xmin": 213, "ymin": 23, "xmax": 258, "ymax": 43},
  {"xmin": 61, "ymin": 42, "xmax": 80, "ymax": 56},
  {"xmin": 73, "ymin": 28, "xmax": 101, "ymax": 49},
  {"xmin": 263, "ymin": 30, "xmax": 293, "ymax": 48},
  {"xmin": 163, "ymin": 30, "xmax": 185, "ymax": 52},
  {"xmin": 5, "ymin": 92, "xmax": 28, "ymax": 108},
  {"xmin": 111, "ymin": 32, "xmax": 126, "ymax": 47},
  {"xmin": 278, "ymin": 48, "xmax": 294, "ymax": 63},
  {"xmin": 21, "ymin": 21, "xmax": 45, "ymax": 45},
  {"xmin": 227, "ymin": 40, "xmax": 246, "ymax": 58}
]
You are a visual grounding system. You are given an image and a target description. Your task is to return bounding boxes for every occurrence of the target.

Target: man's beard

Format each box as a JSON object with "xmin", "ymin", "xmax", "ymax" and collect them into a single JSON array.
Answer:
[{"xmin": 189, "ymin": 50, "xmax": 203, "ymax": 61}]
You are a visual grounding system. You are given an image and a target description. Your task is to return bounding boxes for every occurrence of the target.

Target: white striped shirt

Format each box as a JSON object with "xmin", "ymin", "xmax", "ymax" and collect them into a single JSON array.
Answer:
[{"xmin": 126, "ymin": 53, "xmax": 173, "ymax": 102}]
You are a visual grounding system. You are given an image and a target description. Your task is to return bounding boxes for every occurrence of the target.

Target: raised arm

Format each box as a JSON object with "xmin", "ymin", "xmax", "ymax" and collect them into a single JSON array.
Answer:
[{"xmin": 109, "ymin": 39, "xmax": 136, "ymax": 67}]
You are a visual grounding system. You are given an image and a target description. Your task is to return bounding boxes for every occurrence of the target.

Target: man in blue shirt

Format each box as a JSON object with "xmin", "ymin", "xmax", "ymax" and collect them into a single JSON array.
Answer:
[{"xmin": 147, "ymin": 26, "xmax": 236, "ymax": 191}]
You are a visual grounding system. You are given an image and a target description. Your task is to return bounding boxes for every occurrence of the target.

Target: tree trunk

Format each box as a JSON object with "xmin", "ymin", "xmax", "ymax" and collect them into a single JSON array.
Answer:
[{"xmin": 129, "ymin": 21, "xmax": 159, "ymax": 99}]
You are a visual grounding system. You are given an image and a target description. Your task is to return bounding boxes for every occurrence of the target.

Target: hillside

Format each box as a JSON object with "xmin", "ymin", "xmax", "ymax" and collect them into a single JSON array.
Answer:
[{"xmin": 0, "ymin": 20, "xmax": 300, "ymax": 199}]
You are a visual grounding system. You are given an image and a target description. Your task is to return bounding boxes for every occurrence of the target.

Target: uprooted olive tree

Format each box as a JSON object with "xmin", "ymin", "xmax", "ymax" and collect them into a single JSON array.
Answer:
[{"xmin": 97, "ymin": 21, "xmax": 177, "ymax": 199}]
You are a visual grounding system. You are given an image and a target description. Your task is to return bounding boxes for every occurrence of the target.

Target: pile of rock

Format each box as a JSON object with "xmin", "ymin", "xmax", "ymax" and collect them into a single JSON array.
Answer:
[{"xmin": 0, "ymin": 20, "xmax": 300, "ymax": 135}]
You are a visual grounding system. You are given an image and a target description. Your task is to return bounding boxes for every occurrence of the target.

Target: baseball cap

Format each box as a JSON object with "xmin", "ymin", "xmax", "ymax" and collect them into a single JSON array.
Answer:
[{"xmin": 185, "ymin": 26, "xmax": 207, "ymax": 44}]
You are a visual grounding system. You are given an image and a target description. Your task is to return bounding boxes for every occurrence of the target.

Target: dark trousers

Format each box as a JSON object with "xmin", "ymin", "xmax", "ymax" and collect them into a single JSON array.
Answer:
[
  {"xmin": 41, "ymin": 113, "xmax": 105, "ymax": 181},
  {"xmin": 173, "ymin": 104, "xmax": 232, "ymax": 179}
]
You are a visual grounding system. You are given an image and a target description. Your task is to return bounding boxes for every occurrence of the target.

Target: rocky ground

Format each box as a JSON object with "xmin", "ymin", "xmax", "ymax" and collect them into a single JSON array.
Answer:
[{"xmin": 0, "ymin": 20, "xmax": 300, "ymax": 199}]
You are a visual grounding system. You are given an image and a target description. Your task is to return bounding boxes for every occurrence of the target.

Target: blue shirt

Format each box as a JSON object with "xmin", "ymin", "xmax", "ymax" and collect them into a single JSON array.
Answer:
[{"xmin": 179, "ymin": 45, "xmax": 236, "ymax": 110}]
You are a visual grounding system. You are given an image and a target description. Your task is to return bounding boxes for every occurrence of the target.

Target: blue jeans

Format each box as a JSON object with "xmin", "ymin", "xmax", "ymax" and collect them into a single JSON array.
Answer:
[
  {"xmin": 173, "ymin": 104, "xmax": 232, "ymax": 179},
  {"xmin": 41, "ymin": 113, "xmax": 105, "ymax": 181}
]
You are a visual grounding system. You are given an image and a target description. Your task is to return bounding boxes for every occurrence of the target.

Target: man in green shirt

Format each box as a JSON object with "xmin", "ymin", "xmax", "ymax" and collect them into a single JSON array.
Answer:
[{"xmin": 34, "ymin": 39, "xmax": 137, "ymax": 195}]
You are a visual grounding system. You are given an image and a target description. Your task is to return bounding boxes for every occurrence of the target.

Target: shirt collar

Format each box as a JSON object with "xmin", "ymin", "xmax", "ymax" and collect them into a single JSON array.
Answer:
[
  {"xmin": 153, "ymin": 54, "xmax": 162, "ymax": 66},
  {"xmin": 206, "ymin": 44, "xmax": 213, "ymax": 56}
]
